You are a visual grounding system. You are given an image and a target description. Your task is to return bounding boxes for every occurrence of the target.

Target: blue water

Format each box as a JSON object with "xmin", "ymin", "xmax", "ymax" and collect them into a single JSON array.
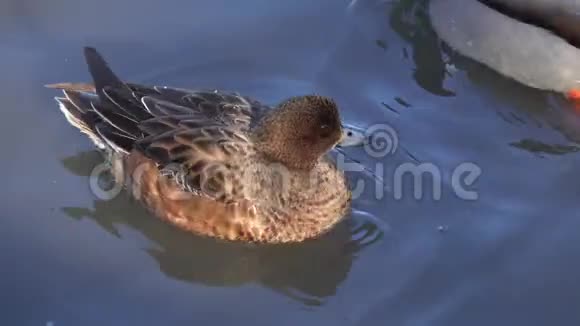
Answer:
[{"xmin": 2, "ymin": 0, "xmax": 580, "ymax": 325}]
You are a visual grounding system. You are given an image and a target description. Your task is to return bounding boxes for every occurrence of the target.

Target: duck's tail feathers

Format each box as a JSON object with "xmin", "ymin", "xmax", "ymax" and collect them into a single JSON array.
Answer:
[
  {"xmin": 83, "ymin": 47, "xmax": 130, "ymax": 95},
  {"xmin": 81, "ymin": 47, "xmax": 146, "ymax": 140},
  {"xmin": 45, "ymin": 82, "xmax": 96, "ymax": 93},
  {"xmin": 54, "ymin": 88, "xmax": 136, "ymax": 154},
  {"xmin": 55, "ymin": 96, "xmax": 108, "ymax": 151},
  {"xmin": 50, "ymin": 47, "xmax": 155, "ymax": 154}
]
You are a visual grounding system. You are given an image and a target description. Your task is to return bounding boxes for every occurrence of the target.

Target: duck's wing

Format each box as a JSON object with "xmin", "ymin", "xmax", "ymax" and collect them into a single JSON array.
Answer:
[
  {"xmin": 134, "ymin": 110, "xmax": 256, "ymax": 202},
  {"xmin": 49, "ymin": 82, "xmax": 267, "ymax": 132},
  {"xmin": 52, "ymin": 47, "xmax": 266, "ymax": 203},
  {"xmin": 131, "ymin": 88, "xmax": 267, "ymax": 202},
  {"xmin": 136, "ymin": 93, "xmax": 260, "ymax": 202},
  {"xmin": 142, "ymin": 87, "xmax": 269, "ymax": 128}
]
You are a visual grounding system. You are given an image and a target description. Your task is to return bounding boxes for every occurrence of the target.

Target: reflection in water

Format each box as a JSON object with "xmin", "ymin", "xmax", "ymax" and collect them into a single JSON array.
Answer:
[
  {"xmin": 510, "ymin": 139, "xmax": 580, "ymax": 156},
  {"xmin": 443, "ymin": 48, "xmax": 580, "ymax": 153},
  {"xmin": 389, "ymin": 0, "xmax": 454, "ymax": 97},
  {"xmin": 60, "ymin": 151, "xmax": 382, "ymax": 306},
  {"xmin": 387, "ymin": 0, "xmax": 580, "ymax": 154}
]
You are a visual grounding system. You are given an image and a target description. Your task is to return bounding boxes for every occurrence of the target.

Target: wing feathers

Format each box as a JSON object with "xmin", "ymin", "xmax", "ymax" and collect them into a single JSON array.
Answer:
[{"xmin": 51, "ymin": 47, "xmax": 262, "ymax": 203}]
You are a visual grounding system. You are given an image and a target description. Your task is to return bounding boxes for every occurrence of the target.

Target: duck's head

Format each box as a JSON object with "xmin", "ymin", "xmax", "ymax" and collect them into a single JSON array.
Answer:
[{"xmin": 254, "ymin": 95, "xmax": 351, "ymax": 170}]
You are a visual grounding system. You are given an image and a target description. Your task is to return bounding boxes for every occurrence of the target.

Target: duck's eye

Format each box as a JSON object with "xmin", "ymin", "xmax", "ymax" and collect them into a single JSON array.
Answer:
[{"xmin": 319, "ymin": 124, "xmax": 331, "ymax": 137}]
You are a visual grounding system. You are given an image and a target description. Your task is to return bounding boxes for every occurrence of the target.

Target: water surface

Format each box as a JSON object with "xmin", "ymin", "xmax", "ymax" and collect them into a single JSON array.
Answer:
[{"xmin": 1, "ymin": 0, "xmax": 580, "ymax": 325}]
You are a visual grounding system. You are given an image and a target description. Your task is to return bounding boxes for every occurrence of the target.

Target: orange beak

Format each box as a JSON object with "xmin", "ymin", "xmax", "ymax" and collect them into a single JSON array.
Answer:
[{"xmin": 566, "ymin": 89, "xmax": 580, "ymax": 110}]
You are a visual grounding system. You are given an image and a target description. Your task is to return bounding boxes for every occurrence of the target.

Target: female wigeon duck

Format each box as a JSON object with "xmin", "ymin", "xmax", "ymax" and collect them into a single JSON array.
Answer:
[
  {"xmin": 429, "ymin": 0, "xmax": 580, "ymax": 103},
  {"xmin": 49, "ymin": 47, "xmax": 363, "ymax": 243}
]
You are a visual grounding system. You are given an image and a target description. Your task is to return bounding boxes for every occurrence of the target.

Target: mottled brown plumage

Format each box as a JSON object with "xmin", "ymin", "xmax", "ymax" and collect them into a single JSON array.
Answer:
[{"xmin": 48, "ymin": 47, "xmax": 352, "ymax": 243}]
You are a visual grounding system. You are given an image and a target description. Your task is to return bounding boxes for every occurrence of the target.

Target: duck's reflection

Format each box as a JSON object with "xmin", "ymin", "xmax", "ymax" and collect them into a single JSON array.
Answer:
[
  {"xmin": 60, "ymin": 151, "xmax": 382, "ymax": 306},
  {"xmin": 389, "ymin": 0, "xmax": 455, "ymax": 97}
]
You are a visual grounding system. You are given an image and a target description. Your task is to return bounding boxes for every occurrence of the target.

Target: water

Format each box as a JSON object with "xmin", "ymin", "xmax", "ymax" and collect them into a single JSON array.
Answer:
[{"xmin": 2, "ymin": 0, "xmax": 580, "ymax": 325}]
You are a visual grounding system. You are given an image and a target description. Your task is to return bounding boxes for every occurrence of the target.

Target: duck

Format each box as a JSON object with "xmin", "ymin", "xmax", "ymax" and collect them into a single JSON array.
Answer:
[
  {"xmin": 429, "ymin": 0, "xmax": 580, "ymax": 103},
  {"xmin": 48, "ymin": 47, "xmax": 365, "ymax": 244}
]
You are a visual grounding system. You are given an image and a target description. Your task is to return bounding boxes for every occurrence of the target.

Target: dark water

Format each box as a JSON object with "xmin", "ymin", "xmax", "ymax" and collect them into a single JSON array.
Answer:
[{"xmin": 2, "ymin": 0, "xmax": 580, "ymax": 325}]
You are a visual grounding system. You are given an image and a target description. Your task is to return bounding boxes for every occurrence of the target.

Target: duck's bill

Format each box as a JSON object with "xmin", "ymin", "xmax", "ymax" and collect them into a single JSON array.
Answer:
[{"xmin": 338, "ymin": 124, "xmax": 366, "ymax": 147}]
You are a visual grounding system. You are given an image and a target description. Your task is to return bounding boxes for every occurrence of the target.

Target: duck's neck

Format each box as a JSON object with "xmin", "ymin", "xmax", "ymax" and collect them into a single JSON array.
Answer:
[{"xmin": 252, "ymin": 130, "xmax": 320, "ymax": 170}]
